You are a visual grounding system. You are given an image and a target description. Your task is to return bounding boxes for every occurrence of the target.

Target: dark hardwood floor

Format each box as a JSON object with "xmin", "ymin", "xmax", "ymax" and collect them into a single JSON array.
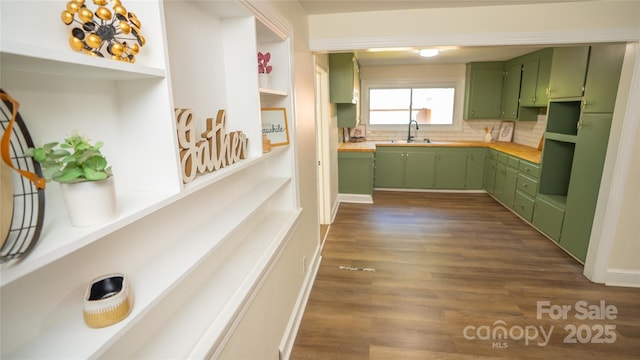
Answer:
[{"xmin": 291, "ymin": 191, "xmax": 640, "ymax": 359}]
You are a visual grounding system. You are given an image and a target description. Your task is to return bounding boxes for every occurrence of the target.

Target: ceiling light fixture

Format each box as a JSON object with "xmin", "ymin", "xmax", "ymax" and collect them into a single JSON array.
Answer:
[{"xmin": 419, "ymin": 49, "xmax": 439, "ymax": 57}]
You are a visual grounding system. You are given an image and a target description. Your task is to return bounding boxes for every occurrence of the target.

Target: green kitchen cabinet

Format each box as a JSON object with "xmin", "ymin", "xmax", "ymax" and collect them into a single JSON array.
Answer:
[
  {"xmin": 330, "ymin": 53, "xmax": 360, "ymax": 127},
  {"xmin": 532, "ymin": 195, "xmax": 565, "ymax": 241},
  {"xmin": 499, "ymin": 164, "xmax": 518, "ymax": 208},
  {"xmin": 519, "ymin": 48, "xmax": 553, "ymax": 107},
  {"xmin": 484, "ymin": 151, "xmax": 498, "ymax": 194},
  {"xmin": 548, "ymin": 46, "xmax": 590, "ymax": 99},
  {"xmin": 338, "ymin": 151, "xmax": 374, "ymax": 195},
  {"xmin": 560, "ymin": 113, "xmax": 613, "ymax": 262},
  {"xmin": 500, "ymin": 61, "xmax": 522, "ymax": 120},
  {"xmin": 493, "ymin": 162, "xmax": 507, "ymax": 200},
  {"xmin": 329, "ymin": 53, "xmax": 359, "ymax": 104},
  {"xmin": 374, "ymin": 149, "xmax": 405, "ymax": 188},
  {"xmin": 465, "ymin": 148, "xmax": 487, "ymax": 189},
  {"xmin": 464, "ymin": 62, "xmax": 504, "ymax": 119},
  {"xmin": 582, "ymin": 43, "xmax": 625, "ymax": 114},
  {"xmin": 375, "ymin": 147, "xmax": 435, "ymax": 189},
  {"xmin": 434, "ymin": 148, "xmax": 468, "ymax": 189},
  {"xmin": 493, "ymin": 154, "xmax": 518, "ymax": 208}
]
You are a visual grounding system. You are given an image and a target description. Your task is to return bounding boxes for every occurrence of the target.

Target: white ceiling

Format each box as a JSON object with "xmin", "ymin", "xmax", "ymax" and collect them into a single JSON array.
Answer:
[{"xmin": 299, "ymin": 0, "xmax": 596, "ymax": 66}]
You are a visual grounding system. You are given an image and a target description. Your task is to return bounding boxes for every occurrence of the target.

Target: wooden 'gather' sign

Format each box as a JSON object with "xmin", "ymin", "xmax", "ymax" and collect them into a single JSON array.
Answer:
[{"xmin": 175, "ymin": 108, "xmax": 248, "ymax": 183}]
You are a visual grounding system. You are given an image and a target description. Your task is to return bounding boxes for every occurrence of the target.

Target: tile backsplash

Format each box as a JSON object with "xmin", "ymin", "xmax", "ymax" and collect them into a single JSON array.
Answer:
[{"xmin": 363, "ymin": 114, "xmax": 547, "ymax": 149}]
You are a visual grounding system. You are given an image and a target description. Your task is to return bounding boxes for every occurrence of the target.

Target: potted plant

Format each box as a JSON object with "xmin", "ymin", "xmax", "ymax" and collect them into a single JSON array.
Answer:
[
  {"xmin": 26, "ymin": 134, "xmax": 116, "ymax": 227},
  {"xmin": 258, "ymin": 51, "xmax": 272, "ymax": 89}
]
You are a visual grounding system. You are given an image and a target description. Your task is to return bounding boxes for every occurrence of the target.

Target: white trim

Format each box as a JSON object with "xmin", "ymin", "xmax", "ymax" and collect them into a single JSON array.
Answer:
[
  {"xmin": 279, "ymin": 246, "xmax": 322, "ymax": 360},
  {"xmin": 338, "ymin": 193, "xmax": 374, "ymax": 204},
  {"xmin": 605, "ymin": 269, "xmax": 640, "ymax": 288},
  {"xmin": 309, "ymin": 28, "xmax": 640, "ymax": 52},
  {"xmin": 584, "ymin": 43, "xmax": 640, "ymax": 283},
  {"xmin": 331, "ymin": 194, "xmax": 340, "ymax": 223}
]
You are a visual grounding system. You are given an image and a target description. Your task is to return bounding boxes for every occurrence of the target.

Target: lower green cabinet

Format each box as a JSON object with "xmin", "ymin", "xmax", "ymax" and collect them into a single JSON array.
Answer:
[
  {"xmin": 532, "ymin": 195, "xmax": 565, "ymax": 241},
  {"xmin": 514, "ymin": 191, "xmax": 536, "ymax": 221},
  {"xmin": 338, "ymin": 151, "xmax": 374, "ymax": 195},
  {"xmin": 484, "ymin": 155, "xmax": 497, "ymax": 194},
  {"xmin": 374, "ymin": 147, "xmax": 435, "ymax": 189},
  {"xmin": 435, "ymin": 149, "xmax": 468, "ymax": 189},
  {"xmin": 465, "ymin": 148, "xmax": 487, "ymax": 189}
]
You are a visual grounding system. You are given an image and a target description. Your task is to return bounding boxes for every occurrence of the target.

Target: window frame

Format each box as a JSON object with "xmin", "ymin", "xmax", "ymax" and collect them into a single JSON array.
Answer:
[{"xmin": 362, "ymin": 78, "xmax": 464, "ymax": 131}]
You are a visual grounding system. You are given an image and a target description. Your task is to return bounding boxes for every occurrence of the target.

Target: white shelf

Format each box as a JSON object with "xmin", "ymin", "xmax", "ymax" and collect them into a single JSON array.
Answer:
[
  {"xmin": 130, "ymin": 210, "xmax": 302, "ymax": 359},
  {"xmin": 260, "ymin": 88, "xmax": 288, "ymax": 97},
  {"xmin": 5, "ymin": 176, "xmax": 292, "ymax": 359},
  {"xmin": 0, "ymin": 147, "xmax": 290, "ymax": 287},
  {"xmin": 0, "ymin": 43, "xmax": 166, "ymax": 80}
]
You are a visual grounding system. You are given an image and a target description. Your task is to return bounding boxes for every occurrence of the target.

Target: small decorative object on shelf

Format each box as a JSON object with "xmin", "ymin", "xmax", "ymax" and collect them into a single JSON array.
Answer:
[
  {"xmin": 61, "ymin": 0, "xmax": 145, "ymax": 62},
  {"xmin": 498, "ymin": 121, "xmax": 515, "ymax": 142},
  {"xmin": 0, "ymin": 90, "xmax": 46, "ymax": 262},
  {"xmin": 484, "ymin": 126, "xmax": 494, "ymax": 143},
  {"xmin": 83, "ymin": 273, "xmax": 132, "ymax": 328},
  {"xmin": 261, "ymin": 108, "xmax": 289, "ymax": 147},
  {"xmin": 175, "ymin": 108, "xmax": 249, "ymax": 183},
  {"xmin": 262, "ymin": 133, "xmax": 272, "ymax": 153},
  {"xmin": 258, "ymin": 51, "xmax": 272, "ymax": 89},
  {"xmin": 26, "ymin": 134, "xmax": 117, "ymax": 227}
]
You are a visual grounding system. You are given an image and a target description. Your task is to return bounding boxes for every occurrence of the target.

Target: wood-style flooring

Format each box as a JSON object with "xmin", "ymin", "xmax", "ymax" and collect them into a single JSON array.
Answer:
[{"xmin": 291, "ymin": 191, "xmax": 640, "ymax": 359}]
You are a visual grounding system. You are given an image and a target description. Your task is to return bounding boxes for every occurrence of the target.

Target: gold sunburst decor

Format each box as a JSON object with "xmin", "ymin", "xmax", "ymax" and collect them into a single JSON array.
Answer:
[{"xmin": 61, "ymin": 0, "xmax": 145, "ymax": 63}]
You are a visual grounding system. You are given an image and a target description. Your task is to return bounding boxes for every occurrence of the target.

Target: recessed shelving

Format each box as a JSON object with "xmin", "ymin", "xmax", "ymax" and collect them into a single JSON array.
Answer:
[{"xmin": 545, "ymin": 100, "xmax": 582, "ymax": 136}]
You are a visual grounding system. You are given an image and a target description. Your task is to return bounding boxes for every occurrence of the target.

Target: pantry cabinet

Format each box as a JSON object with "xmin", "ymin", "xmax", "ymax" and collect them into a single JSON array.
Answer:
[
  {"xmin": 0, "ymin": 1, "xmax": 300, "ymax": 358},
  {"xmin": 582, "ymin": 44, "xmax": 626, "ymax": 113}
]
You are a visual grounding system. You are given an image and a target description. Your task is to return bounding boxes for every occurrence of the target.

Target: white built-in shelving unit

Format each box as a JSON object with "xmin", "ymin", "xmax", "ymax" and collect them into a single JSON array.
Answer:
[{"xmin": 0, "ymin": 0, "xmax": 298, "ymax": 358}]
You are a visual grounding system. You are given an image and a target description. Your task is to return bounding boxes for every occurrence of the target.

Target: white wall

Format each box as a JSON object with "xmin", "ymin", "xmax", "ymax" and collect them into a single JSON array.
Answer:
[{"xmin": 218, "ymin": 0, "xmax": 320, "ymax": 358}]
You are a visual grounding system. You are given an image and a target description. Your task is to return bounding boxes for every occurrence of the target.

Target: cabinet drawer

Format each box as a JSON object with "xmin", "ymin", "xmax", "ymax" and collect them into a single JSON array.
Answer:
[
  {"xmin": 497, "ymin": 152, "xmax": 508, "ymax": 164},
  {"xmin": 507, "ymin": 156, "xmax": 520, "ymax": 169},
  {"xmin": 517, "ymin": 173, "xmax": 538, "ymax": 197},
  {"xmin": 487, "ymin": 149, "xmax": 499, "ymax": 161},
  {"xmin": 513, "ymin": 191, "xmax": 535, "ymax": 221},
  {"xmin": 519, "ymin": 161, "xmax": 540, "ymax": 178},
  {"xmin": 532, "ymin": 197, "xmax": 565, "ymax": 241}
]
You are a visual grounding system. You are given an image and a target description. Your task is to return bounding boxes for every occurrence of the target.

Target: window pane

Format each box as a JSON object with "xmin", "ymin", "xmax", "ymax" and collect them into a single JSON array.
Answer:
[
  {"xmin": 368, "ymin": 87, "xmax": 455, "ymax": 126},
  {"xmin": 412, "ymin": 88, "xmax": 455, "ymax": 125},
  {"xmin": 369, "ymin": 89, "xmax": 410, "ymax": 125}
]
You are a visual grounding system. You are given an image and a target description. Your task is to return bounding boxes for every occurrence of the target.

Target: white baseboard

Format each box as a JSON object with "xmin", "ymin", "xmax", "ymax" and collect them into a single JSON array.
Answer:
[
  {"xmin": 605, "ymin": 268, "xmax": 640, "ymax": 288},
  {"xmin": 337, "ymin": 193, "xmax": 373, "ymax": 204},
  {"xmin": 279, "ymin": 246, "xmax": 322, "ymax": 359}
]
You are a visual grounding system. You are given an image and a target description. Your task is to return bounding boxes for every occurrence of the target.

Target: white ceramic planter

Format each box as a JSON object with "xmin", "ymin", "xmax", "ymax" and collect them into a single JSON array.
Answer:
[
  {"xmin": 258, "ymin": 73, "xmax": 271, "ymax": 89},
  {"xmin": 60, "ymin": 177, "xmax": 117, "ymax": 227}
]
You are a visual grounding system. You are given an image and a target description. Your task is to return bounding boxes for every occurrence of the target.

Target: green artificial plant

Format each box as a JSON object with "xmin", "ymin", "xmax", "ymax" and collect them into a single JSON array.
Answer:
[{"xmin": 26, "ymin": 134, "xmax": 112, "ymax": 183}]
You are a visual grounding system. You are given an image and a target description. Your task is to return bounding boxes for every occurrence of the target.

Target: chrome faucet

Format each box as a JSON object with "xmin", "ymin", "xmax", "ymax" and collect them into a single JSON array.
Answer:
[{"xmin": 407, "ymin": 119, "xmax": 419, "ymax": 142}]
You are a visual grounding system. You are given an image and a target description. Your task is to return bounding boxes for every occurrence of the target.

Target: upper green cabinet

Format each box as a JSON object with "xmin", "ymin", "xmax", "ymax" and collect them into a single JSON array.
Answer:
[
  {"xmin": 519, "ymin": 48, "xmax": 553, "ymax": 107},
  {"xmin": 464, "ymin": 62, "xmax": 504, "ymax": 119},
  {"xmin": 329, "ymin": 53, "xmax": 360, "ymax": 127},
  {"xmin": 548, "ymin": 46, "xmax": 590, "ymax": 99},
  {"xmin": 583, "ymin": 44, "xmax": 626, "ymax": 113},
  {"xmin": 500, "ymin": 61, "xmax": 522, "ymax": 120}
]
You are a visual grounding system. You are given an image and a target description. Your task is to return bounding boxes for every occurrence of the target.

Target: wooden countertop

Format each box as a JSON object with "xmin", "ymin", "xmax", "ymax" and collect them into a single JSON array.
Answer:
[{"xmin": 338, "ymin": 140, "xmax": 541, "ymax": 164}]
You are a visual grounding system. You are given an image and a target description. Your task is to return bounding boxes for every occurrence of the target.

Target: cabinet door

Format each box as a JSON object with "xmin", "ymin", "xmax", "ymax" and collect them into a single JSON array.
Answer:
[
  {"xmin": 338, "ymin": 152, "xmax": 373, "ymax": 195},
  {"xmin": 583, "ymin": 44, "xmax": 625, "ymax": 114},
  {"xmin": 520, "ymin": 58, "xmax": 540, "ymax": 107},
  {"xmin": 499, "ymin": 167, "xmax": 518, "ymax": 208},
  {"xmin": 548, "ymin": 46, "xmax": 590, "ymax": 99},
  {"xmin": 493, "ymin": 162, "xmax": 507, "ymax": 199},
  {"xmin": 329, "ymin": 53, "xmax": 357, "ymax": 104},
  {"xmin": 501, "ymin": 62, "xmax": 522, "ymax": 119},
  {"xmin": 404, "ymin": 150, "xmax": 436, "ymax": 189},
  {"xmin": 374, "ymin": 150, "xmax": 405, "ymax": 188},
  {"xmin": 484, "ymin": 157, "xmax": 497, "ymax": 194},
  {"xmin": 535, "ymin": 52, "xmax": 552, "ymax": 105},
  {"xmin": 465, "ymin": 148, "xmax": 487, "ymax": 189},
  {"xmin": 434, "ymin": 149, "xmax": 467, "ymax": 189},
  {"xmin": 464, "ymin": 62, "xmax": 504, "ymax": 119},
  {"xmin": 560, "ymin": 114, "xmax": 612, "ymax": 262}
]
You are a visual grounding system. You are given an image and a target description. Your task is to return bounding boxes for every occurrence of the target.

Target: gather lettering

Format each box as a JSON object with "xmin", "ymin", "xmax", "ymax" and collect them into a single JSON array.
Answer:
[{"xmin": 175, "ymin": 108, "xmax": 248, "ymax": 183}]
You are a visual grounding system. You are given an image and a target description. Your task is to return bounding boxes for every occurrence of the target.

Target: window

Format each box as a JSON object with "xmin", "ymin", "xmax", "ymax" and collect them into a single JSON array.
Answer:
[{"xmin": 368, "ymin": 87, "xmax": 455, "ymax": 125}]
